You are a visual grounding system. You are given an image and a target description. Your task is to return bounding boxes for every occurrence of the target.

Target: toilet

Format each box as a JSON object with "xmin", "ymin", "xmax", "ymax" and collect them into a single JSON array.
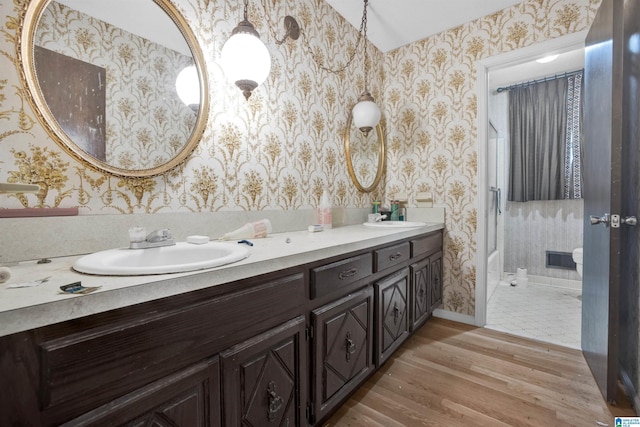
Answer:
[{"xmin": 572, "ymin": 248, "xmax": 583, "ymax": 277}]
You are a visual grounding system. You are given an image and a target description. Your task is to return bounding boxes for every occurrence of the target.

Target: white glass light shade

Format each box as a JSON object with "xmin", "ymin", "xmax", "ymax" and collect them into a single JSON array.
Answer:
[
  {"xmin": 221, "ymin": 31, "xmax": 271, "ymax": 99},
  {"xmin": 175, "ymin": 65, "xmax": 200, "ymax": 108},
  {"xmin": 352, "ymin": 95, "xmax": 381, "ymax": 135}
]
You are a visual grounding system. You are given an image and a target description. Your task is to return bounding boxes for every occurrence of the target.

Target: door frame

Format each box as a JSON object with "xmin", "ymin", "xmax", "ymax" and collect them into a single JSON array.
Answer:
[{"xmin": 474, "ymin": 31, "xmax": 588, "ymax": 327}]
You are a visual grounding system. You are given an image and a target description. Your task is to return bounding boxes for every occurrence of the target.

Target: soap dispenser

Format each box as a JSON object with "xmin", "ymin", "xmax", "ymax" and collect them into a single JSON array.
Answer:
[{"xmin": 318, "ymin": 187, "xmax": 333, "ymax": 229}]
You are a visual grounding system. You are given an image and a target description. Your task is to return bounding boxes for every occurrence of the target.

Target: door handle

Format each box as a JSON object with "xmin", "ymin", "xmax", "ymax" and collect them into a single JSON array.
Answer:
[
  {"xmin": 592, "ymin": 214, "xmax": 637, "ymax": 228},
  {"xmin": 611, "ymin": 215, "xmax": 637, "ymax": 228},
  {"xmin": 266, "ymin": 381, "xmax": 283, "ymax": 422},
  {"xmin": 590, "ymin": 213, "xmax": 610, "ymax": 227},
  {"xmin": 622, "ymin": 216, "xmax": 638, "ymax": 226},
  {"xmin": 490, "ymin": 186, "xmax": 502, "ymax": 215}
]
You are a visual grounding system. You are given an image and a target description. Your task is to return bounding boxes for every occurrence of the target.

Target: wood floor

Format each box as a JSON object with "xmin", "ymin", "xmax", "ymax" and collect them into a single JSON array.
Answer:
[{"xmin": 324, "ymin": 318, "xmax": 635, "ymax": 427}]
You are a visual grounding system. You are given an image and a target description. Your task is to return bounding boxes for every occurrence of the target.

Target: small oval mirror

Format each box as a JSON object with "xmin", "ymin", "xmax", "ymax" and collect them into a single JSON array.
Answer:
[
  {"xmin": 19, "ymin": 0, "xmax": 209, "ymax": 177},
  {"xmin": 345, "ymin": 112, "xmax": 385, "ymax": 193}
]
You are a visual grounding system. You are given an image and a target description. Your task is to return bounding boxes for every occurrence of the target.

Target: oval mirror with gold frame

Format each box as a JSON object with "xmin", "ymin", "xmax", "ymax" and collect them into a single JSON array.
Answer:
[
  {"xmin": 345, "ymin": 112, "xmax": 385, "ymax": 193},
  {"xmin": 18, "ymin": 0, "xmax": 209, "ymax": 178}
]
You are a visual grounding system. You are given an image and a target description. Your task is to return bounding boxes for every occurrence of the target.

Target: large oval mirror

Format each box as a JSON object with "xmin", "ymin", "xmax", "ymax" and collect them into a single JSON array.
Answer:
[
  {"xmin": 19, "ymin": 0, "xmax": 209, "ymax": 177},
  {"xmin": 345, "ymin": 112, "xmax": 385, "ymax": 193}
]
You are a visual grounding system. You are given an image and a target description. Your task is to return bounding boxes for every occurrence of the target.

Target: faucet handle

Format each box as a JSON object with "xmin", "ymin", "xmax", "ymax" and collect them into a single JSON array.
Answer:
[
  {"xmin": 128, "ymin": 226, "xmax": 147, "ymax": 243},
  {"xmin": 146, "ymin": 228, "xmax": 173, "ymax": 243}
]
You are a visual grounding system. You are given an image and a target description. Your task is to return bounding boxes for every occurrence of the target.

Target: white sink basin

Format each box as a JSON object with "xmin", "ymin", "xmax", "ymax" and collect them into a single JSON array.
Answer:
[
  {"xmin": 363, "ymin": 221, "xmax": 428, "ymax": 228},
  {"xmin": 73, "ymin": 242, "xmax": 250, "ymax": 276}
]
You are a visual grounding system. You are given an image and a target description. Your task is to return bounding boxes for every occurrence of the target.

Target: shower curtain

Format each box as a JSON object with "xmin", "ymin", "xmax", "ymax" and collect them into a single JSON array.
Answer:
[{"xmin": 508, "ymin": 73, "xmax": 583, "ymax": 202}]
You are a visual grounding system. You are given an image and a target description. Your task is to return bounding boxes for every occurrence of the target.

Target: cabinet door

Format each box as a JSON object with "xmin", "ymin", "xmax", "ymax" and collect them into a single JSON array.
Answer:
[
  {"xmin": 410, "ymin": 257, "xmax": 430, "ymax": 331},
  {"xmin": 429, "ymin": 251, "xmax": 443, "ymax": 314},
  {"xmin": 311, "ymin": 287, "xmax": 374, "ymax": 424},
  {"xmin": 375, "ymin": 268, "xmax": 409, "ymax": 366},
  {"xmin": 63, "ymin": 357, "xmax": 221, "ymax": 427},
  {"xmin": 221, "ymin": 316, "xmax": 307, "ymax": 427}
]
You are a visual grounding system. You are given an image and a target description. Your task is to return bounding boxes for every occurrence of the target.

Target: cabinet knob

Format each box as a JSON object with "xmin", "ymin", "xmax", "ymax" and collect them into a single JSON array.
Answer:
[
  {"xmin": 393, "ymin": 302, "xmax": 400, "ymax": 324},
  {"xmin": 345, "ymin": 332, "xmax": 357, "ymax": 361},
  {"xmin": 267, "ymin": 381, "xmax": 284, "ymax": 422},
  {"xmin": 338, "ymin": 268, "xmax": 358, "ymax": 280},
  {"xmin": 389, "ymin": 252, "xmax": 403, "ymax": 261}
]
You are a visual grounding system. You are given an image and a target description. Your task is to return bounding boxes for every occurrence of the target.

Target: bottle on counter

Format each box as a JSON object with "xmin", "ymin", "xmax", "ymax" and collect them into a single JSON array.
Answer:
[
  {"xmin": 318, "ymin": 187, "xmax": 333, "ymax": 229},
  {"xmin": 390, "ymin": 200, "xmax": 400, "ymax": 221},
  {"xmin": 221, "ymin": 219, "xmax": 272, "ymax": 240}
]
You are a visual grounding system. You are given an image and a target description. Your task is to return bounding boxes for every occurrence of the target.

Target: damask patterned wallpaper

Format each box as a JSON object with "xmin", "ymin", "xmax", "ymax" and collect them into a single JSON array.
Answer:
[
  {"xmin": 1, "ymin": 0, "xmax": 384, "ymax": 212},
  {"xmin": 382, "ymin": 0, "xmax": 599, "ymax": 314},
  {"xmin": 0, "ymin": 0, "xmax": 599, "ymax": 315}
]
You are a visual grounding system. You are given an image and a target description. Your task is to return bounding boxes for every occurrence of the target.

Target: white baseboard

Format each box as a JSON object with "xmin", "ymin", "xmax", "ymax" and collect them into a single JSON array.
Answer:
[{"xmin": 433, "ymin": 308, "xmax": 476, "ymax": 325}]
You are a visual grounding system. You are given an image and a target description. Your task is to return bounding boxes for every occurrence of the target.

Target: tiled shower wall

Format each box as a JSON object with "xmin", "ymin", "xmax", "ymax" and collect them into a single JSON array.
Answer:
[{"xmin": 504, "ymin": 199, "xmax": 583, "ymax": 280}]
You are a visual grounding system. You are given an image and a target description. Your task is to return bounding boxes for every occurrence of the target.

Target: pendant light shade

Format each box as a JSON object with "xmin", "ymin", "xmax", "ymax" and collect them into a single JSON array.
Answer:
[
  {"xmin": 175, "ymin": 65, "xmax": 200, "ymax": 109},
  {"xmin": 352, "ymin": 91, "xmax": 381, "ymax": 136},
  {"xmin": 221, "ymin": 9, "xmax": 271, "ymax": 100},
  {"xmin": 352, "ymin": 0, "xmax": 380, "ymax": 135}
]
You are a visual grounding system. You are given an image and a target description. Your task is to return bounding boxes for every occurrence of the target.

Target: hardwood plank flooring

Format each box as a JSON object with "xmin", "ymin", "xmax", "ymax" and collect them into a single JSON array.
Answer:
[{"xmin": 324, "ymin": 318, "xmax": 635, "ymax": 426}]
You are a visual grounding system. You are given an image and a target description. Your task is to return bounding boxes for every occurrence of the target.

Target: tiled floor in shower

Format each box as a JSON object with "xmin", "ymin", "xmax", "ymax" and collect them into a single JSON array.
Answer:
[{"xmin": 486, "ymin": 279, "xmax": 582, "ymax": 349}]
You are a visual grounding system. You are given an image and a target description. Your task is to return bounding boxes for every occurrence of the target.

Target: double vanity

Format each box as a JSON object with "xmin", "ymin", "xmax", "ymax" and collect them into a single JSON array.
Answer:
[{"xmin": 0, "ymin": 222, "xmax": 443, "ymax": 426}]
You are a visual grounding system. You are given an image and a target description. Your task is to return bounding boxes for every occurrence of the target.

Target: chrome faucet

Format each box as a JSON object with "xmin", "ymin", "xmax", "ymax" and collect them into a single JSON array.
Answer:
[{"xmin": 130, "ymin": 228, "xmax": 176, "ymax": 249}]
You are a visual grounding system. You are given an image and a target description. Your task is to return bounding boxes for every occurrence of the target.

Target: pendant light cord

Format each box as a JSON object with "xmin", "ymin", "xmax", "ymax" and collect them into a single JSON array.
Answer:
[
  {"xmin": 243, "ymin": 0, "xmax": 249, "ymax": 21},
  {"xmin": 362, "ymin": 0, "xmax": 369, "ymax": 92},
  {"xmin": 259, "ymin": 0, "xmax": 369, "ymax": 75}
]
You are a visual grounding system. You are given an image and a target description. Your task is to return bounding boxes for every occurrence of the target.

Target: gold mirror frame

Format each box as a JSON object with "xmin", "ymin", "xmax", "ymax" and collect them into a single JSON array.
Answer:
[
  {"xmin": 344, "ymin": 112, "xmax": 385, "ymax": 193},
  {"xmin": 18, "ymin": 0, "xmax": 209, "ymax": 178}
]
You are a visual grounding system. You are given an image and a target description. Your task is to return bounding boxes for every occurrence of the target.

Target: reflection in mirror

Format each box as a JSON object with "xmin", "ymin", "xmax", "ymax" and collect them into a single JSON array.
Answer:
[
  {"xmin": 20, "ymin": 0, "xmax": 208, "ymax": 177},
  {"xmin": 345, "ymin": 112, "xmax": 385, "ymax": 193}
]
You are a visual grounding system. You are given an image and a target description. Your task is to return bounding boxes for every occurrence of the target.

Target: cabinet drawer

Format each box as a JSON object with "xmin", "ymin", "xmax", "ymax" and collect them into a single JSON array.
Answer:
[
  {"xmin": 38, "ymin": 273, "xmax": 304, "ymax": 421},
  {"xmin": 374, "ymin": 242, "xmax": 410, "ymax": 272},
  {"xmin": 311, "ymin": 254, "xmax": 372, "ymax": 298},
  {"xmin": 411, "ymin": 231, "xmax": 442, "ymax": 258}
]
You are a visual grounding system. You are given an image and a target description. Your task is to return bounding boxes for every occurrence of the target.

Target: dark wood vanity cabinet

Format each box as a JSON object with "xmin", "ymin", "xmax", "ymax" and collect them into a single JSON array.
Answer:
[
  {"xmin": 409, "ymin": 251, "xmax": 443, "ymax": 331},
  {"xmin": 310, "ymin": 287, "xmax": 374, "ymax": 424},
  {"xmin": 410, "ymin": 233, "xmax": 444, "ymax": 331},
  {"xmin": 410, "ymin": 256, "xmax": 431, "ymax": 330},
  {"xmin": 374, "ymin": 268, "xmax": 410, "ymax": 366},
  {"xmin": 0, "ymin": 229, "xmax": 443, "ymax": 427},
  {"xmin": 429, "ymin": 251, "xmax": 443, "ymax": 314},
  {"xmin": 221, "ymin": 316, "xmax": 307, "ymax": 426},
  {"xmin": 66, "ymin": 357, "xmax": 222, "ymax": 426}
]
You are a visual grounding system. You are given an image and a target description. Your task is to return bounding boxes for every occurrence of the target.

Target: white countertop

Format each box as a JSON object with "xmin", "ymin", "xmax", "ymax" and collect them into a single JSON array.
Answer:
[{"xmin": 0, "ymin": 222, "xmax": 443, "ymax": 337}]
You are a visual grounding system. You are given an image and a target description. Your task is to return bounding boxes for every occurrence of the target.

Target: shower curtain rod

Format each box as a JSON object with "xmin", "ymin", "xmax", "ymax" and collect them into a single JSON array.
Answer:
[{"xmin": 496, "ymin": 69, "xmax": 584, "ymax": 93}]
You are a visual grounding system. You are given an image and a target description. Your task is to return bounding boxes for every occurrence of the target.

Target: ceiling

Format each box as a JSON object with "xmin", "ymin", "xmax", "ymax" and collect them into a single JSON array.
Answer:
[
  {"xmin": 55, "ymin": 0, "xmax": 525, "ymax": 56},
  {"xmin": 55, "ymin": 0, "xmax": 191, "ymax": 55},
  {"xmin": 325, "ymin": 0, "xmax": 524, "ymax": 52},
  {"xmin": 490, "ymin": 48, "xmax": 585, "ymax": 90}
]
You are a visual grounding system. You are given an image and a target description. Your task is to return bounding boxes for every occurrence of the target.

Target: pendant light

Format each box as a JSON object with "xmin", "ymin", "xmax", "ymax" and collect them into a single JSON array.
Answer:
[
  {"xmin": 175, "ymin": 65, "xmax": 200, "ymax": 110},
  {"xmin": 352, "ymin": 0, "xmax": 380, "ymax": 136},
  {"xmin": 221, "ymin": 0, "xmax": 271, "ymax": 100}
]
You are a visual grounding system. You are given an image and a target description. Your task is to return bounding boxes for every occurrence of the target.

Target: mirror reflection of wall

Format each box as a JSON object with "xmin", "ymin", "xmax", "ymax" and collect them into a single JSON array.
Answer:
[
  {"xmin": 350, "ymin": 125, "xmax": 379, "ymax": 187},
  {"xmin": 35, "ymin": 1, "xmax": 197, "ymax": 170},
  {"xmin": 345, "ymin": 113, "xmax": 385, "ymax": 193}
]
